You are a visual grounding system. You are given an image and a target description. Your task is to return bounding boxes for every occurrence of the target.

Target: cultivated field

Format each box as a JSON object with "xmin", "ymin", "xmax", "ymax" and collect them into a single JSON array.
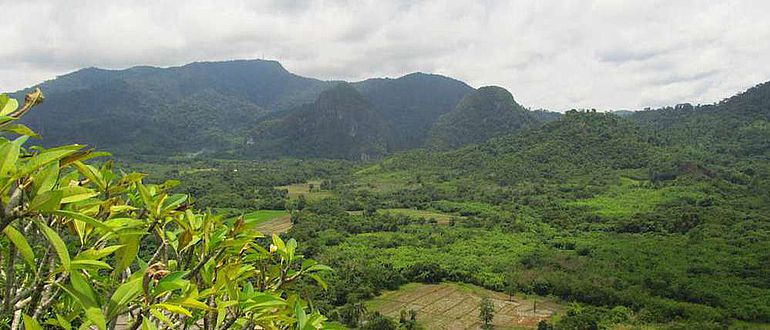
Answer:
[
  {"xmin": 242, "ymin": 210, "xmax": 293, "ymax": 234},
  {"xmin": 368, "ymin": 283, "xmax": 562, "ymax": 329}
]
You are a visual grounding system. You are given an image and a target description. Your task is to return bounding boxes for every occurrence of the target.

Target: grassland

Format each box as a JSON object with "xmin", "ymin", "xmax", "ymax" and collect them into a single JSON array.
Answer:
[
  {"xmin": 242, "ymin": 210, "xmax": 289, "ymax": 225},
  {"xmin": 275, "ymin": 180, "xmax": 334, "ymax": 201},
  {"xmin": 367, "ymin": 282, "xmax": 563, "ymax": 329},
  {"xmin": 569, "ymin": 177, "xmax": 703, "ymax": 218}
]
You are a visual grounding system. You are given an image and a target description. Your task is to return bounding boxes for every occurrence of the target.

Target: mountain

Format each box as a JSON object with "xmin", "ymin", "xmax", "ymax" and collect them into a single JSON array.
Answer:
[
  {"xmin": 246, "ymin": 83, "xmax": 390, "ymax": 160},
  {"xmin": 14, "ymin": 60, "xmax": 473, "ymax": 158},
  {"xmin": 352, "ymin": 73, "xmax": 473, "ymax": 150},
  {"xmin": 17, "ymin": 60, "xmax": 333, "ymax": 155},
  {"xmin": 426, "ymin": 86, "xmax": 538, "ymax": 150}
]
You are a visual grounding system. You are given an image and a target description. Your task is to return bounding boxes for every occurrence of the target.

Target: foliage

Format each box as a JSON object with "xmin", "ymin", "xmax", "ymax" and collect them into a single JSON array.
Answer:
[
  {"xmin": 428, "ymin": 86, "xmax": 538, "ymax": 150},
  {"xmin": 0, "ymin": 90, "xmax": 332, "ymax": 329},
  {"xmin": 479, "ymin": 297, "xmax": 495, "ymax": 329}
]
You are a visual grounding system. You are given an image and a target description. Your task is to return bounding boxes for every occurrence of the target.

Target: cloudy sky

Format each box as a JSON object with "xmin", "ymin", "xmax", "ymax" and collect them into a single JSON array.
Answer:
[{"xmin": 1, "ymin": 0, "xmax": 769, "ymax": 111}]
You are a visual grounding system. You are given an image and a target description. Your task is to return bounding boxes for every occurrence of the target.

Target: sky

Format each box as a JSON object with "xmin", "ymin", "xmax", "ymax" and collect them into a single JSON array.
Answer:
[{"xmin": 1, "ymin": 0, "xmax": 769, "ymax": 111}]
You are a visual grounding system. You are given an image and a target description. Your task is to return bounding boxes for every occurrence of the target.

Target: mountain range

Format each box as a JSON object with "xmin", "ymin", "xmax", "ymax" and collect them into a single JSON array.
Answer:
[
  {"xmin": 11, "ymin": 59, "xmax": 770, "ymax": 161},
  {"xmin": 14, "ymin": 60, "xmax": 485, "ymax": 159}
]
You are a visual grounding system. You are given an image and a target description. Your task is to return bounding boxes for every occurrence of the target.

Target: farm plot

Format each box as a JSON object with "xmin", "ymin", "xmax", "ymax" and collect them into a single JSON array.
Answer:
[
  {"xmin": 241, "ymin": 210, "xmax": 293, "ymax": 234},
  {"xmin": 368, "ymin": 283, "xmax": 562, "ymax": 329}
]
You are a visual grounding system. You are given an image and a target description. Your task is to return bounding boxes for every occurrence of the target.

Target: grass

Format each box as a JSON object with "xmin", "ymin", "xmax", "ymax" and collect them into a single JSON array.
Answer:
[
  {"xmin": 242, "ymin": 210, "xmax": 289, "ymax": 225},
  {"xmin": 569, "ymin": 176, "xmax": 703, "ymax": 218},
  {"xmin": 275, "ymin": 180, "xmax": 334, "ymax": 201}
]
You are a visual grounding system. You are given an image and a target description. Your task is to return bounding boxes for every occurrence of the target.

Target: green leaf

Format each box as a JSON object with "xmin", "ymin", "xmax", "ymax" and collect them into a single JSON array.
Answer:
[
  {"xmin": 153, "ymin": 303, "xmax": 192, "ymax": 317},
  {"xmin": 49, "ymin": 210, "xmax": 111, "ymax": 231},
  {"xmin": 56, "ymin": 313, "xmax": 72, "ymax": 330},
  {"xmin": 70, "ymin": 259, "xmax": 112, "ymax": 270},
  {"xmin": 0, "ymin": 95, "xmax": 18, "ymax": 116},
  {"xmin": 18, "ymin": 145, "xmax": 82, "ymax": 177},
  {"xmin": 29, "ymin": 190, "xmax": 63, "ymax": 212},
  {"xmin": 141, "ymin": 318, "xmax": 158, "ymax": 330},
  {"xmin": 36, "ymin": 220, "xmax": 70, "ymax": 270},
  {"xmin": 114, "ymin": 233, "xmax": 142, "ymax": 274},
  {"xmin": 22, "ymin": 313, "xmax": 43, "ymax": 330},
  {"xmin": 72, "ymin": 161, "xmax": 106, "ymax": 191},
  {"xmin": 0, "ymin": 139, "xmax": 20, "ymax": 176},
  {"xmin": 178, "ymin": 297, "xmax": 210, "ymax": 310},
  {"xmin": 149, "ymin": 309, "xmax": 174, "ymax": 327},
  {"xmin": 107, "ymin": 276, "xmax": 142, "ymax": 319},
  {"xmin": 76, "ymin": 245, "xmax": 124, "ymax": 260},
  {"xmin": 3, "ymin": 225, "xmax": 36, "ymax": 272},
  {"xmin": 154, "ymin": 271, "xmax": 189, "ymax": 297},
  {"xmin": 70, "ymin": 271, "xmax": 99, "ymax": 306},
  {"xmin": 84, "ymin": 307, "xmax": 107, "ymax": 330},
  {"xmin": 2, "ymin": 124, "xmax": 39, "ymax": 138},
  {"xmin": 161, "ymin": 194, "xmax": 187, "ymax": 212},
  {"xmin": 34, "ymin": 162, "xmax": 60, "ymax": 195},
  {"xmin": 59, "ymin": 186, "xmax": 99, "ymax": 204}
]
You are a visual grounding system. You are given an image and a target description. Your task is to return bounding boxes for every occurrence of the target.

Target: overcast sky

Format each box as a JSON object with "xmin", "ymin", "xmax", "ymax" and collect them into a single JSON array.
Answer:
[{"xmin": 1, "ymin": 0, "xmax": 769, "ymax": 111}]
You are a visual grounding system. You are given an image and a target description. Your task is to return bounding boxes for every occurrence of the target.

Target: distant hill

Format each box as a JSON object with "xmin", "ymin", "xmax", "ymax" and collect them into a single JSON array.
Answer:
[
  {"xmin": 426, "ymin": 86, "xmax": 538, "ymax": 150},
  {"xmin": 629, "ymin": 81, "xmax": 770, "ymax": 158},
  {"xmin": 247, "ymin": 83, "xmax": 390, "ymax": 160},
  {"xmin": 353, "ymin": 73, "xmax": 473, "ymax": 150},
  {"xmin": 14, "ymin": 60, "xmax": 472, "ymax": 158},
  {"xmin": 17, "ymin": 60, "xmax": 333, "ymax": 155}
]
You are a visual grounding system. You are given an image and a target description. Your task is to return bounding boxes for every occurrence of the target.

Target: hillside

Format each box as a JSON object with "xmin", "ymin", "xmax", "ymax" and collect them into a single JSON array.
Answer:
[
  {"xmin": 427, "ymin": 86, "xmax": 538, "ymax": 149},
  {"xmin": 353, "ymin": 73, "xmax": 473, "ymax": 150},
  {"xmin": 630, "ymin": 81, "xmax": 770, "ymax": 158},
  {"xmin": 247, "ymin": 83, "xmax": 390, "ymax": 160}
]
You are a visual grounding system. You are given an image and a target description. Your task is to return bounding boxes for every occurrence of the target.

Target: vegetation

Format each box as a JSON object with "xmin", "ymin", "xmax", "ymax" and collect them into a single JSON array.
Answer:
[
  {"xmin": 7, "ymin": 62, "xmax": 770, "ymax": 329},
  {"xmin": 478, "ymin": 297, "xmax": 495, "ymax": 329},
  {"xmin": 428, "ymin": 86, "xmax": 538, "ymax": 150},
  {"xmin": 17, "ymin": 61, "xmax": 472, "ymax": 159},
  {"xmin": 0, "ymin": 90, "xmax": 332, "ymax": 329}
]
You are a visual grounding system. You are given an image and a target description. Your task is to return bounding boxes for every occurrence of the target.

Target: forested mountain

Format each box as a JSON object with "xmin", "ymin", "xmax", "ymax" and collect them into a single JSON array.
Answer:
[
  {"xmin": 14, "ymin": 60, "xmax": 473, "ymax": 158},
  {"xmin": 427, "ymin": 86, "xmax": 538, "ymax": 149},
  {"xmin": 246, "ymin": 83, "xmax": 390, "ymax": 160},
  {"xmin": 629, "ymin": 81, "xmax": 770, "ymax": 158},
  {"xmin": 18, "ymin": 60, "xmax": 333, "ymax": 155},
  {"xmin": 352, "ymin": 73, "xmax": 473, "ymax": 150}
]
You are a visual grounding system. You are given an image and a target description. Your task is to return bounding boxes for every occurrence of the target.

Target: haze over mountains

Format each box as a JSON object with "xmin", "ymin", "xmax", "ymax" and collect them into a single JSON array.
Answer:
[{"xmin": 13, "ymin": 59, "xmax": 770, "ymax": 161}]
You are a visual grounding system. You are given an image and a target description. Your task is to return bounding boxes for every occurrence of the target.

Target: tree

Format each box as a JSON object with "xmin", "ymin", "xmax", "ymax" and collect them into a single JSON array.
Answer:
[
  {"xmin": 0, "ymin": 90, "xmax": 332, "ymax": 329},
  {"xmin": 399, "ymin": 309, "xmax": 418, "ymax": 330},
  {"xmin": 479, "ymin": 297, "xmax": 495, "ymax": 329}
]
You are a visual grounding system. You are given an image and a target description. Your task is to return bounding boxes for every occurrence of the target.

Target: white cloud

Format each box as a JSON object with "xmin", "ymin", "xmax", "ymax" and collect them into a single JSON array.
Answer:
[{"xmin": 1, "ymin": 0, "xmax": 769, "ymax": 111}]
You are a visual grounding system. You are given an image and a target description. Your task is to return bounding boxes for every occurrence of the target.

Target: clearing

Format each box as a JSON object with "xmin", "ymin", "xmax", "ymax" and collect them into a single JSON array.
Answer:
[
  {"xmin": 367, "ymin": 282, "xmax": 563, "ymax": 329},
  {"xmin": 276, "ymin": 180, "xmax": 334, "ymax": 201}
]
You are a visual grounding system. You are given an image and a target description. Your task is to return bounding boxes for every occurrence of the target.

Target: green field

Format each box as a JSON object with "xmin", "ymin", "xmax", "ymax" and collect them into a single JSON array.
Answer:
[
  {"xmin": 276, "ymin": 180, "xmax": 334, "ymax": 201},
  {"xmin": 569, "ymin": 177, "xmax": 703, "ymax": 218},
  {"xmin": 242, "ymin": 210, "xmax": 289, "ymax": 225}
]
